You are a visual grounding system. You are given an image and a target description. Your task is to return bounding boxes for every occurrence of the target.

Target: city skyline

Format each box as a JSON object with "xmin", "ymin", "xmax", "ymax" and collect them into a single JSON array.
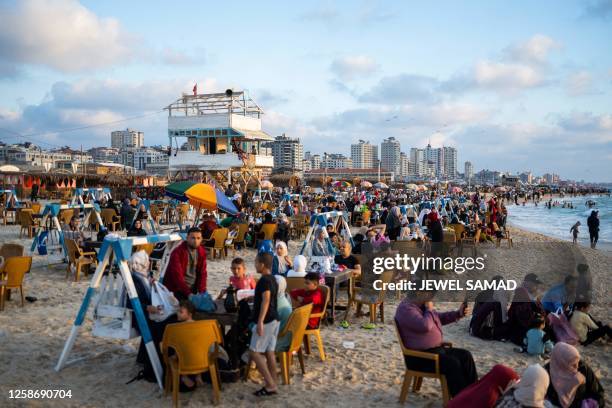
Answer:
[{"xmin": 0, "ymin": 1, "xmax": 611, "ymax": 181}]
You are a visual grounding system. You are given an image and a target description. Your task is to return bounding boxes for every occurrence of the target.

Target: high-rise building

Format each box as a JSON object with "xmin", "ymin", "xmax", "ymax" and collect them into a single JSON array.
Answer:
[
  {"xmin": 351, "ymin": 140, "xmax": 378, "ymax": 169},
  {"xmin": 111, "ymin": 128, "xmax": 144, "ymax": 149},
  {"xmin": 409, "ymin": 147, "xmax": 425, "ymax": 176},
  {"xmin": 464, "ymin": 161, "xmax": 474, "ymax": 182},
  {"xmin": 269, "ymin": 134, "xmax": 304, "ymax": 172},
  {"xmin": 443, "ymin": 146, "xmax": 457, "ymax": 179},
  {"xmin": 381, "ymin": 137, "xmax": 401, "ymax": 175},
  {"xmin": 519, "ymin": 171, "xmax": 533, "ymax": 184},
  {"xmin": 322, "ymin": 153, "xmax": 352, "ymax": 169},
  {"xmin": 400, "ymin": 152, "xmax": 410, "ymax": 178}
]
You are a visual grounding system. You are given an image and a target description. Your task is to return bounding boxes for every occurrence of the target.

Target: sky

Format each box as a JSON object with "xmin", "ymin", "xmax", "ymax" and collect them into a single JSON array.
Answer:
[{"xmin": 0, "ymin": 0, "xmax": 611, "ymax": 181}]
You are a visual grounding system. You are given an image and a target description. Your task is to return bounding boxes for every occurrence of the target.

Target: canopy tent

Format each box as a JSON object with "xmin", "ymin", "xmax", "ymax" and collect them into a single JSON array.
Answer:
[
  {"xmin": 70, "ymin": 188, "xmax": 112, "ymax": 205},
  {"xmin": 300, "ymin": 211, "xmax": 353, "ymax": 256},
  {"xmin": 31, "ymin": 203, "xmax": 104, "ymax": 260},
  {"xmin": 55, "ymin": 233, "xmax": 185, "ymax": 391}
]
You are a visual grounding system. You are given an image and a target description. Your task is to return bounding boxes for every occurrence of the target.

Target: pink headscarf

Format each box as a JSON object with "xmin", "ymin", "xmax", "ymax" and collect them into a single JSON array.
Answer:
[{"xmin": 550, "ymin": 342, "xmax": 586, "ymax": 408}]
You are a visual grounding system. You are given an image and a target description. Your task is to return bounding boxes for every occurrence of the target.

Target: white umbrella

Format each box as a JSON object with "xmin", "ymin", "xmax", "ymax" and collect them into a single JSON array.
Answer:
[
  {"xmin": 406, "ymin": 183, "xmax": 418, "ymax": 190},
  {"xmin": 374, "ymin": 182, "xmax": 389, "ymax": 189}
]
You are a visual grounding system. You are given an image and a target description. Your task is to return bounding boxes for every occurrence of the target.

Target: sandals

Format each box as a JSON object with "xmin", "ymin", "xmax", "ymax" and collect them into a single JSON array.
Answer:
[
  {"xmin": 361, "ymin": 323, "xmax": 376, "ymax": 330},
  {"xmin": 254, "ymin": 387, "xmax": 277, "ymax": 397},
  {"xmin": 339, "ymin": 320, "xmax": 350, "ymax": 329}
]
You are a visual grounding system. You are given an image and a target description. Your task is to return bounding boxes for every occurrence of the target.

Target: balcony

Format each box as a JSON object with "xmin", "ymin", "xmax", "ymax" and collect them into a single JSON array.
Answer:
[{"xmin": 169, "ymin": 151, "xmax": 273, "ymax": 170}]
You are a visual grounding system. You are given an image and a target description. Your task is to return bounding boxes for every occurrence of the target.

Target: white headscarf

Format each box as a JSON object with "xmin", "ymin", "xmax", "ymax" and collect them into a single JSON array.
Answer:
[
  {"xmin": 287, "ymin": 255, "xmax": 307, "ymax": 277},
  {"xmin": 513, "ymin": 364, "xmax": 550, "ymax": 408},
  {"xmin": 130, "ymin": 250, "xmax": 150, "ymax": 278}
]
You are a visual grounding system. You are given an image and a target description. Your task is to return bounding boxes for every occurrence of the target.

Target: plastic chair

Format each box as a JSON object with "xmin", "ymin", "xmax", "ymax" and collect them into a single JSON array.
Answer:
[
  {"xmin": 31, "ymin": 203, "xmax": 42, "ymax": 214},
  {"xmin": 226, "ymin": 223, "xmax": 248, "ymax": 255},
  {"xmin": 19, "ymin": 209, "xmax": 38, "ymax": 239},
  {"xmin": 64, "ymin": 238, "xmax": 97, "ymax": 282},
  {"xmin": 0, "ymin": 243, "xmax": 25, "ymax": 259},
  {"xmin": 101, "ymin": 208, "xmax": 121, "ymax": 231},
  {"xmin": 206, "ymin": 228, "xmax": 228, "ymax": 259},
  {"xmin": 0, "ymin": 256, "xmax": 32, "ymax": 311},
  {"xmin": 352, "ymin": 270, "xmax": 394, "ymax": 323},
  {"xmin": 393, "ymin": 320, "xmax": 450, "ymax": 406},
  {"xmin": 303, "ymin": 285, "xmax": 330, "ymax": 361},
  {"xmin": 276, "ymin": 304, "xmax": 313, "ymax": 385},
  {"xmin": 261, "ymin": 223, "xmax": 277, "ymax": 240},
  {"xmin": 285, "ymin": 277, "xmax": 305, "ymax": 293},
  {"xmin": 161, "ymin": 320, "xmax": 223, "ymax": 406}
]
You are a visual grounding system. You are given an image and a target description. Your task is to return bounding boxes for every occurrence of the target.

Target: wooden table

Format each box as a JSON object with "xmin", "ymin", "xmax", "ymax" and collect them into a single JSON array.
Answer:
[
  {"xmin": 323, "ymin": 269, "xmax": 353, "ymax": 324},
  {"xmin": 194, "ymin": 299, "xmax": 238, "ymax": 330}
]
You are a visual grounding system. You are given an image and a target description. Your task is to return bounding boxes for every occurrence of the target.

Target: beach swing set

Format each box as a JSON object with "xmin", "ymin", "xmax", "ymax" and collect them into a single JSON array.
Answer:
[
  {"xmin": 55, "ymin": 233, "xmax": 185, "ymax": 390},
  {"xmin": 276, "ymin": 193, "xmax": 304, "ymax": 217},
  {"xmin": 300, "ymin": 210, "xmax": 354, "ymax": 256},
  {"xmin": 70, "ymin": 187, "xmax": 112, "ymax": 205},
  {"xmin": 1, "ymin": 189, "xmax": 20, "ymax": 208},
  {"xmin": 30, "ymin": 203, "xmax": 105, "ymax": 260}
]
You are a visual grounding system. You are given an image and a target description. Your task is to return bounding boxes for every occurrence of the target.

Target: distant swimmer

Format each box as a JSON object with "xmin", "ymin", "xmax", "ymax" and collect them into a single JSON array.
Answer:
[{"xmin": 570, "ymin": 221, "xmax": 581, "ymax": 245}]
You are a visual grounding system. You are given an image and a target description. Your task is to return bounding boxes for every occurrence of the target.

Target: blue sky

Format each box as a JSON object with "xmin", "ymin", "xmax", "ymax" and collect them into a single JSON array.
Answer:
[{"xmin": 0, "ymin": 0, "xmax": 611, "ymax": 181}]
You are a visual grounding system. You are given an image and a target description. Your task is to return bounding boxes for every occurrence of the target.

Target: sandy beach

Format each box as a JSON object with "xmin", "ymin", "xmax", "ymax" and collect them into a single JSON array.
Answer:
[{"xmin": 0, "ymin": 224, "xmax": 609, "ymax": 408}]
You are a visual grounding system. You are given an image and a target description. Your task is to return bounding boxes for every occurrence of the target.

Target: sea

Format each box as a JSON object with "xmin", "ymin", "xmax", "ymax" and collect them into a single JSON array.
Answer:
[{"xmin": 507, "ymin": 194, "xmax": 612, "ymax": 250}]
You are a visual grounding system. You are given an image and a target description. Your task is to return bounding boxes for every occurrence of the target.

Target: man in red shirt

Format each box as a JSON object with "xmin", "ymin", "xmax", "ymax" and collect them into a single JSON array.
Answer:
[
  {"xmin": 290, "ymin": 272, "xmax": 324, "ymax": 328},
  {"xmin": 164, "ymin": 227, "xmax": 207, "ymax": 300}
]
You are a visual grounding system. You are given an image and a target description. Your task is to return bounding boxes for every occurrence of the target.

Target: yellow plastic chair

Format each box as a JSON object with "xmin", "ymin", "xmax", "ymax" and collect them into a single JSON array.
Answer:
[
  {"xmin": 303, "ymin": 285, "xmax": 330, "ymax": 361},
  {"xmin": 352, "ymin": 270, "xmax": 394, "ymax": 323},
  {"xmin": 227, "ymin": 223, "xmax": 248, "ymax": 254},
  {"xmin": 394, "ymin": 320, "xmax": 450, "ymax": 406},
  {"xmin": 0, "ymin": 243, "xmax": 25, "ymax": 259},
  {"xmin": 261, "ymin": 223, "xmax": 277, "ymax": 240},
  {"xmin": 64, "ymin": 238, "xmax": 97, "ymax": 282},
  {"xmin": 276, "ymin": 304, "xmax": 313, "ymax": 385},
  {"xmin": 31, "ymin": 203, "xmax": 42, "ymax": 214},
  {"xmin": 161, "ymin": 320, "xmax": 223, "ymax": 407},
  {"xmin": 101, "ymin": 208, "xmax": 121, "ymax": 231},
  {"xmin": 0, "ymin": 256, "xmax": 32, "ymax": 311},
  {"xmin": 285, "ymin": 277, "xmax": 305, "ymax": 294},
  {"xmin": 204, "ymin": 228, "xmax": 228, "ymax": 260},
  {"xmin": 19, "ymin": 209, "xmax": 38, "ymax": 239}
]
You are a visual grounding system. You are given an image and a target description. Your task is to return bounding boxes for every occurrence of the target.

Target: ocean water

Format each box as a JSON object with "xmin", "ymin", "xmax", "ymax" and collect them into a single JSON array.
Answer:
[{"xmin": 508, "ymin": 194, "xmax": 612, "ymax": 249}]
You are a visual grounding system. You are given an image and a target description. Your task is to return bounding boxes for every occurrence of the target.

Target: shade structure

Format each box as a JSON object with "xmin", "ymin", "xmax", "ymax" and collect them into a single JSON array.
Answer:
[
  {"xmin": 451, "ymin": 186, "xmax": 463, "ymax": 193},
  {"xmin": 164, "ymin": 181, "xmax": 197, "ymax": 201},
  {"xmin": 332, "ymin": 180, "xmax": 351, "ymax": 188},
  {"xmin": 184, "ymin": 183, "xmax": 238, "ymax": 215},
  {"xmin": 260, "ymin": 180, "xmax": 273, "ymax": 189},
  {"xmin": 406, "ymin": 183, "xmax": 418, "ymax": 190},
  {"xmin": 417, "ymin": 185, "xmax": 428, "ymax": 191},
  {"xmin": 360, "ymin": 180, "xmax": 373, "ymax": 188},
  {"xmin": 374, "ymin": 182, "xmax": 389, "ymax": 189}
]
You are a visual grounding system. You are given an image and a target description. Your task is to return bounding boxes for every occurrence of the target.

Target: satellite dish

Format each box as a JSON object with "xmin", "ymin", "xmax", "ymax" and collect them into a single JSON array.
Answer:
[{"xmin": 225, "ymin": 89, "xmax": 233, "ymax": 97}]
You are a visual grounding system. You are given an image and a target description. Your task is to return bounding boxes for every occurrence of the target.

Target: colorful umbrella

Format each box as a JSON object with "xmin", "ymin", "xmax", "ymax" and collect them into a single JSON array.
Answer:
[
  {"xmin": 374, "ymin": 182, "xmax": 389, "ymax": 189},
  {"xmin": 451, "ymin": 186, "xmax": 463, "ymax": 193},
  {"xmin": 417, "ymin": 185, "xmax": 428, "ymax": 191},
  {"xmin": 360, "ymin": 180, "xmax": 373, "ymax": 188},
  {"xmin": 332, "ymin": 180, "xmax": 351, "ymax": 188},
  {"xmin": 165, "ymin": 181, "xmax": 197, "ymax": 201},
  {"xmin": 406, "ymin": 183, "xmax": 418, "ymax": 190},
  {"xmin": 185, "ymin": 183, "xmax": 238, "ymax": 215},
  {"xmin": 260, "ymin": 180, "xmax": 273, "ymax": 189}
]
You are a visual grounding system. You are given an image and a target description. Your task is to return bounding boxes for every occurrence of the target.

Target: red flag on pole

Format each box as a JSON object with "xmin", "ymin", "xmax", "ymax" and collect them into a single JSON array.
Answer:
[{"xmin": 193, "ymin": 84, "xmax": 197, "ymax": 96}]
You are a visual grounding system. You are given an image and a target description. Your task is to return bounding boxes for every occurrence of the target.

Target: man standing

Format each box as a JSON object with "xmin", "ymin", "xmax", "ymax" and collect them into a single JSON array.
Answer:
[
  {"xmin": 394, "ymin": 281, "xmax": 476, "ymax": 398},
  {"xmin": 250, "ymin": 252, "xmax": 279, "ymax": 397},
  {"xmin": 587, "ymin": 210, "xmax": 599, "ymax": 249},
  {"xmin": 164, "ymin": 227, "xmax": 207, "ymax": 300}
]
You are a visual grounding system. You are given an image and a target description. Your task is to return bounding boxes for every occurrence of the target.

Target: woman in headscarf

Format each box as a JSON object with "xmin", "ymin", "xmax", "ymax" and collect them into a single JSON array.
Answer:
[
  {"xmin": 127, "ymin": 219, "xmax": 148, "ymax": 237},
  {"xmin": 287, "ymin": 254, "xmax": 307, "ymax": 277},
  {"xmin": 274, "ymin": 275, "xmax": 293, "ymax": 352},
  {"xmin": 544, "ymin": 342, "xmax": 604, "ymax": 408},
  {"xmin": 449, "ymin": 364, "xmax": 519, "ymax": 408},
  {"xmin": 494, "ymin": 364, "xmax": 551, "ymax": 408},
  {"xmin": 385, "ymin": 205, "xmax": 402, "ymax": 241},
  {"xmin": 272, "ymin": 241, "xmax": 292, "ymax": 276},
  {"xmin": 352, "ymin": 226, "xmax": 369, "ymax": 254},
  {"xmin": 312, "ymin": 227, "xmax": 332, "ymax": 256}
]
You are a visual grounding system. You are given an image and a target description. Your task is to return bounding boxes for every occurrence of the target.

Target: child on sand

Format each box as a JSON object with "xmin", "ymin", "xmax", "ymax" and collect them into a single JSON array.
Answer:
[
  {"xmin": 524, "ymin": 316, "xmax": 553, "ymax": 358},
  {"xmin": 290, "ymin": 272, "xmax": 324, "ymax": 329},
  {"xmin": 570, "ymin": 302, "xmax": 611, "ymax": 346},
  {"xmin": 570, "ymin": 221, "xmax": 581, "ymax": 244}
]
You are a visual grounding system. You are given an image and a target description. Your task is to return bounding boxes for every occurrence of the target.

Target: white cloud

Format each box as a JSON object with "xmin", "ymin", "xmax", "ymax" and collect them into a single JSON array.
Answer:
[
  {"xmin": 0, "ymin": 0, "xmax": 137, "ymax": 73},
  {"xmin": 358, "ymin": 74, "xmax": 438, "ymax": 104},
  {"xmin": 330, "ymin": 56, "xmax": 379, "ymax": 81},
  {"xmin": 565, "ymin": 71, "xmax": 595, "ymax": 96},
  {"xmin": 503, "ymin": 34, "xmax": 561, "ymax": 65},
  {"xmin": 473, "ymin": 60, "xmax": 544, "ymax": 90},
  {"xmin": 159, "ymin": 47, "xmax": 207, "ymax": 66}
]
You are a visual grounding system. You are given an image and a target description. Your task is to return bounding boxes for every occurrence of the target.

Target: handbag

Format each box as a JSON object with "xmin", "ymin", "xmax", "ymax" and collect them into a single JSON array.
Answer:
[
  {"xmin": 547, "ymin": 311, "xmax": 579, "ymax": 345},
  {"xmin": 150, "ymin": 281, "xmax": 179, "ymax": 322}
]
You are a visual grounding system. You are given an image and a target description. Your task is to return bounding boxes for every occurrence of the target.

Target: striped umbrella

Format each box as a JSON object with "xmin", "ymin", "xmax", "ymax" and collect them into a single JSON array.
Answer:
[
  {"xmin": 332, "ymin": 180, "xmax": 351, "ymax": 188},
  {"xmin": 164, "ymin": 181, "xmax": 197, "ymax": 201}
]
